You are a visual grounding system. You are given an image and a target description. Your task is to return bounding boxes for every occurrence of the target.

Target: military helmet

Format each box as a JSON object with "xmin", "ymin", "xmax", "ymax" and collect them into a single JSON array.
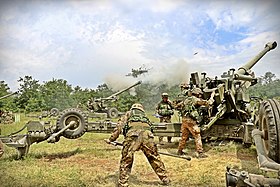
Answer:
[
  {"xmin": 131, "ymin": 103, "xmax": 145, "ymax": 112},
  {"xmin": 161, "ymin": 93, "xmax": 169, "ymax": 97},
  {"xmin": 180, "ymin": 82, "xmax": 188, "ymax": 88},
  {"xmin": 192, "ymin": 87, "xmax": 203, "ymax": 95}
]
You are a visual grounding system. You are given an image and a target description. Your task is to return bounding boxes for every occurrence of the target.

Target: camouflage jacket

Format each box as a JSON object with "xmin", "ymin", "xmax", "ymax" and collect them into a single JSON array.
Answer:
[
  {"xmin": 177, "ymin": 96, "xmax": 212, "ymax": 119},
  {"xmin": 109, "ymin": 109, "xmax": 152, "ymax": 142},
  {"xmin": 109, "ymin": 111, "xmax": 130, "ymax": 142},
  {"xmin": 156, "ymin": 100, "xmax": 174, "ymax": 117}
]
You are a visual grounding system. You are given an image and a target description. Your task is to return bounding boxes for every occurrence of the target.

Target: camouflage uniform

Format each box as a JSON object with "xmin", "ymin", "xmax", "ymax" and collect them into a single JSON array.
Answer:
[
  {"xmin": 177, "ymin": 90, "xmax": 213, "ymax": 156},
  {"xmin": 0, "ymin": 139, "xmax": 4, "ymax": 158},
  {"xmin": 108, "ymin": 104, "xmax": 170, "ymax": 187},
  {"xmin": 156, "ymin": 93, "xmax": 174, "ymax": 143}
]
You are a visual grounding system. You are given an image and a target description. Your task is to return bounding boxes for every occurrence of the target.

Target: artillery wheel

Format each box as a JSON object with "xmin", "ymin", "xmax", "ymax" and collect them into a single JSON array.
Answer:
[
  {"xmin": 107, "ymin": 107, "xmax": 119, "ymax": 118},
  {"xmin": 56, "ymin": 108, "xmax": 88, "ymax": 139},
  {"xmin": 258, "ymin": 99, "xmax": 280, "ymax": 163}
]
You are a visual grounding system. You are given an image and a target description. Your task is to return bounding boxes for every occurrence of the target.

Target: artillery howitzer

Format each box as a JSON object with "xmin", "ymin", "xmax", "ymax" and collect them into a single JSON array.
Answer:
[
  {"xmin": 87, "ymin": 81, "xmax": 141, "ymax": 118},
  {"xmin": 0, "ymin": 92, "xmax": 18, "ymax": 157},
  {"xmin": 184, "ymin": 41, "xmax": 279, "ymax": 186},
  {"xmin": 0, "ymin": 108, "xmax": 118, "ymax": 159},
  {"xmin": 0, "ymin": 92, "xmax": 18, "ymax": 124},
  {"xmin": 154, "ymin": 41, "xmax": 280, "ymax": 186},
  {"xmin": 0, "ymin": 92, "xmax": 18, "ymax": 100}
]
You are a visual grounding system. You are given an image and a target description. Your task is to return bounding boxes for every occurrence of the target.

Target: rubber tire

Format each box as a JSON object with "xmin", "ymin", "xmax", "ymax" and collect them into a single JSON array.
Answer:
[
  {"xmin": 258, "ymin": 99, "xmax": 280, "ymax": 163},
  {"xmin": 56, "ymin": 108, "xmax": 88, "ymax": 139},
  {"xmin": 107, "ymin": 107, "xmax": 119, "ymax": 118}
]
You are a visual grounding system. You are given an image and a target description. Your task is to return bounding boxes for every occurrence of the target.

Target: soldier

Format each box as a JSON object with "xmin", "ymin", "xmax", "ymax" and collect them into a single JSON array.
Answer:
[
  {"xmin": 179, "ymin": 82, "xmax": 191, "ymax": 97},
  {"xmin": 176, "ymin": 87, "xmax": 214, "ymax": 158},
  {"xmin": 105, "ymin": 103, "xmax": 170, "ymax": 187},
  {"xmin": 156, "ymin": 93, "xmax": 174, "ymax": 144},
  {"xmin": 0, "ymin": 139, "xmax": 4, "ymax": 158},
  {"xmin": 87, "ymin": 98, "xmax": 94, "ymax": 112}
]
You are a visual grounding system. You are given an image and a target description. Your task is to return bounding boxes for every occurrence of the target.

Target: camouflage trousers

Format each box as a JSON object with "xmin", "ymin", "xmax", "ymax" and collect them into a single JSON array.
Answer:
[
  {"xmin": 159, "ymin": 116, "xmax": 172, "ymax": 143},
  {"xmin": 118, "ymin": 129, "xmax": 169, "ymax": 187},
  {"xmin": 178, "ymin": 117, "xmax": 203, "ymax": 153},
  {"xmin": 0, "ymin": 139, "xmax": 4, "ymax": 158}
]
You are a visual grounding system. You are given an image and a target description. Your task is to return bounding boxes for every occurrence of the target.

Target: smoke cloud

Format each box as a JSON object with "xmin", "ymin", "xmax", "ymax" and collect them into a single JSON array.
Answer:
[
  {"xmin": 104, "ymin": 59, "xmax": 193, "ymax": 91},
  {"xmin": 142, "ymin": 59, "xmax": 191, "ymax": 86}
]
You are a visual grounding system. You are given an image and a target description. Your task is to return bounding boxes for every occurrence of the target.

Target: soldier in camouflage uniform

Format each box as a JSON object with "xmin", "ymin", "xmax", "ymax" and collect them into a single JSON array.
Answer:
[
  {"xmin": 179, "ymin": 82, "xmax": 191, "ymax": 97},
  {"xmin": 105, "ymin": 103, "xmax": 170, "ymax": 187},
  {"xmin": 176, "ymin": 88, "xmax": 214, "ymax": 158},
  {"xmin": 156, "ymin": 93, "xmax": 174, "ymax": 144},
  {"xmin": 0, "ymin": 139, "xmax": 3, "ymax": 158}
]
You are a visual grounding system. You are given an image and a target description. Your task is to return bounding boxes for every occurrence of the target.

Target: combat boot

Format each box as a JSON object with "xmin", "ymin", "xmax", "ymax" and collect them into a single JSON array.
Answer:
[
  {"xmin": 161, "ymin": 177, "xmax": 170, "ymax": 186},
  {"xmin": 159, "ymin": 136, "xmax": 164, "ymax": 145},
  {"xmin": 195, "ymin": 152, "xmax": 208, "ymax": 158},
  {"xmin": 177, "ymin": 150, "xmax": 186, "ymax": 155}
]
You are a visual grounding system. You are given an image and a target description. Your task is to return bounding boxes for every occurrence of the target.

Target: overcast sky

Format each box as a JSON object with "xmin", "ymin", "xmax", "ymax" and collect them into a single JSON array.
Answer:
[{"xmin": 0, "ymin": 0, "xmax": 279, "ymax": 91}]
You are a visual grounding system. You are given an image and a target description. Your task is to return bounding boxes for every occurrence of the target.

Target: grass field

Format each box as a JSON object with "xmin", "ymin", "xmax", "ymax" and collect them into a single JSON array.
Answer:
[{"xmin": 0, "ymin": 113, "xmax": 275, "ymax": 187}]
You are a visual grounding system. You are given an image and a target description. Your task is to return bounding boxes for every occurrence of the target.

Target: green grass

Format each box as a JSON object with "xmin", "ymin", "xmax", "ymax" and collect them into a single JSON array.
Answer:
[{"xmin": 0, "ymin": 114, "xmax": 277, "ymax": 187}]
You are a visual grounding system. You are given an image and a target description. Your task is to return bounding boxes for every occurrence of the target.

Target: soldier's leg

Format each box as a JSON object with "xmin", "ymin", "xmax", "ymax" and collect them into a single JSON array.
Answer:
[
  {"xmin": 118, "ymin": 138, "xmax": 136, "ymax": 187},
  {"xmin": 178, "ymin": 118, "xmax": 189, "ymax": 154},
  {"xmin": 158, "ymin": 136, "xmax": 164, "ymax": 144},
  {"xmin": 165, "ymin": 117, "xmax": 172, "ymax": 143},
  {"xmin": 142, "ymin": 137, "xmax": 170, "ymax": 184},
  {"xmin": 0, "ymin": 140, "xmax": 4, "ymax": 158},
  {"xmin": 167, "ymin": 136, "xmax": 172, "ymax": 143},
  {"xmin": 188, "ymin": 121, "xmax": 204, "ymax": 153}
]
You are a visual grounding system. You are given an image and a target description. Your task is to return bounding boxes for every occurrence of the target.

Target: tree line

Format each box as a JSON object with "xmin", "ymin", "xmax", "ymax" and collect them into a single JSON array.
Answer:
[
  {"xmin": 0, "ymin": 72, "xmax": 279, "ymax": 113},
  {"xmin": 0, "ymin": 75, "xmax": 179, "ymax": 113}
]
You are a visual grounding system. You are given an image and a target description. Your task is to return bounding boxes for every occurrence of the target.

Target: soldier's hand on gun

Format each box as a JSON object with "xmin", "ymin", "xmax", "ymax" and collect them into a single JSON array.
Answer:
[{"xmin": 208, "ymin": 91, "xmax": 215, "ymax": 105}]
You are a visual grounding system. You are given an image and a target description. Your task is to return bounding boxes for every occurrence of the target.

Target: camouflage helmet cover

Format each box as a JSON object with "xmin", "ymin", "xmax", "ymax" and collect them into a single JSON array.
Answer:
[
  {"xmin": 192, "ymin": 87, "xmax": 203, "ymax": 95},
  {"xmin": 131, "ymin": 103, "xmax": 145, "ymax": 112},
  {"xmin": 161, "ymin": 93, "xmax": 169, "ymax": 97},
  {"xmin": 180, "ymin": 82, "xmax": 188, "ymax": 88}
]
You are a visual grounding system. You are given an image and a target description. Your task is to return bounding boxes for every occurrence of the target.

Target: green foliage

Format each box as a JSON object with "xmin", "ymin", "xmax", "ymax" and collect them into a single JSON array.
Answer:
[
  {"xmin": 0, "ymin": 81, "xmax": 10, "ymax": 109},
  {"xmin": 40, "ymin": 78, "xmax": 74, "ymax": 110},
  {"xmin": 17, "ymin": 76, "xmax": 42, "ymax": 111},
  {"xmin": 0, "ymin": 81, "xmax": 18, "ymax": 112},
  {"xmin": 136, "ymin": 83, "xmax": 180, "ymax": 111},
  {"xmin": 249, "ymin": 72, "xmax": 280, "ymax": 99}
]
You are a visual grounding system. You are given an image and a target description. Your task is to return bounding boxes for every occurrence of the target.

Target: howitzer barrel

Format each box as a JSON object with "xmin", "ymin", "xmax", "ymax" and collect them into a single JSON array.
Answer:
[
  {"xmin": 0, "ymin": 91, "xmax": 18, "ymax": 100},
  {"xmin": 237, "ymin": 41, "xmax": 277, "ymax": 75},
  {"xmin": 105, "ymin": 81, "xmax": 141, "ymax": 99}
]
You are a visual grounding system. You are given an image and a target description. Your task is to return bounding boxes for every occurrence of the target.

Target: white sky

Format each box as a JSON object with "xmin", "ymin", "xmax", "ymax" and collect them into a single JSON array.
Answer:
[{"xmin": 0, "ymin": 0, "xmax": 279, "ymax": 91}]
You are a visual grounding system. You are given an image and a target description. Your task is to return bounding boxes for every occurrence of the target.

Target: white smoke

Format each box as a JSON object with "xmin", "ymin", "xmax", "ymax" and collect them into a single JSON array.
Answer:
[
  {"xmin": 142, "ymin": 59, "xmax": 191, "ymax": 86},
  {"xmin": 104, "ymin": 58, "xmax": 193, "ymax": 92},
  {"xmin": 104, "ymin": 74, "xmax": 140, "ymax": 91}
]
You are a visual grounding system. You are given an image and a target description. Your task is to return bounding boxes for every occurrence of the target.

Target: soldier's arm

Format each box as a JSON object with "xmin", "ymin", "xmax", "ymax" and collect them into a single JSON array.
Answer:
[
  {"xmin": 108, "ymin": 111, "xmax": 130, "ymax": 142},
  {"xmin": 195, "ymin": 91, "xmax": 215, "ymax": 106},
  {"xmin": 195, "ymin": 97, "xmax": 210, "ymax": 106},
  {"xmin": 168, "ymin": 100, "xmax": 175, "ymax": 109},
  {"xmin": 173, "ymin": 100, "xmax": 184, "ymax": 110}
]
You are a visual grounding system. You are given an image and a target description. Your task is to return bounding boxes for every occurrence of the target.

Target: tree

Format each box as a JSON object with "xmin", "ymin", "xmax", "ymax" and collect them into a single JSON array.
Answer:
[
  {"xmin": 262, "ymin": 72, "xmax": 276, "ymax": 84},
  {"xmin": 249, "ymin": 72, "xmax": 280, "ymax": 99},
  {"xmin": 40, "ymin": 78, "xmax": 74, "ymax": 110},
  {"xmin": 0, "ymin": 81, "xmax": 18, "ymax": 111},
  {"xmin": 17, "ymin": 76, "xmax": 44, "ymax": 111}
]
